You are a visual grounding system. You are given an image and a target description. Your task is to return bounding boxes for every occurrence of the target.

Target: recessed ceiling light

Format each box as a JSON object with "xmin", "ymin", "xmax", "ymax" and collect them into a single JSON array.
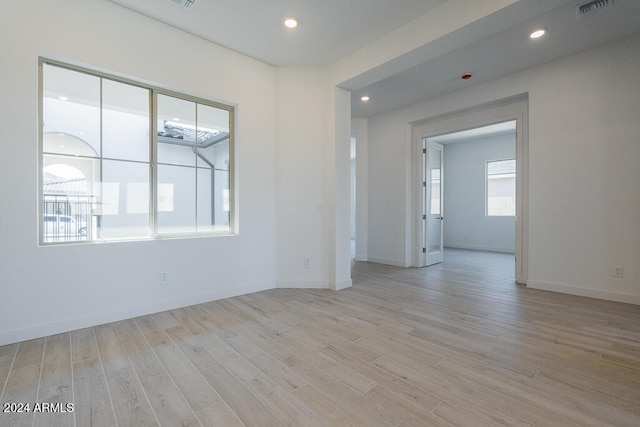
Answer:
[
  {"xmin": 58, "ymin": 96, "xmax": 68, "ymax": 101},
  {"xmin": 361, "ymin": 96, "xmax": 370, "ymax": 101},
  {"xmin": 460, "ymin": 73, "xmax": 473, "ymax": 80},
  {"xmin": 284, "ymin": 17, "xmax": 298, "ymax": 29},
  {"xmin": 172, "ymin": 117, "xmax": 181, "ymax": 122},
  {"xmin": 530, "ymin": 28, "xmax": 547, "ymax": 39}
]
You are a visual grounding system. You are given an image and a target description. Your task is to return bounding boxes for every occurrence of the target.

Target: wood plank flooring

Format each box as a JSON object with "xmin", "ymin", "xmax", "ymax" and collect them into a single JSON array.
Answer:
[{"xmin": 1, "ymin": 249, "xmax": 639, "ymax": 426}]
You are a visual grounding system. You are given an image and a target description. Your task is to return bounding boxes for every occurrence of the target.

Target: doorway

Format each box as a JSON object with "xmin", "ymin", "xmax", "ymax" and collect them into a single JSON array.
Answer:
[
  {"xmin": 422, "ymin": 122, "xmax": 517, "ymax": 267},
  {"xmin": 412, "ymin": 97, "xmax": 528, "ymax": 284},
  {"xmin": 423, "ymin": 139, "xmax": 444, "ymax": 266}
]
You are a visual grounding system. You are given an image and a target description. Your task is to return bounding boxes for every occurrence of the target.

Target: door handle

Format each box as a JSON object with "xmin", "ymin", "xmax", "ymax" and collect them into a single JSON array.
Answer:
[{"xmin": 437, "ymin": 216, "xmax": 444, "ymax": 220}]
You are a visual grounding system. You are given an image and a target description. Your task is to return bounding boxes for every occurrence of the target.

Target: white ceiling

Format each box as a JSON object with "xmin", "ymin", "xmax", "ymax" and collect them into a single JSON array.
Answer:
[
  {"xmin": 350, "ymin": 0, "xmax": 640, "ymax": 117},
  {"xmin": 107, "ymin": 0, "xmax": 446, "ymax": 66},
  {"xmin": 428, "ymin": 121, "xmax": 516, "ymax": 145},
  {"xmin": 107, "ymin": 0, "xmax": 640, "ymax": 117}
]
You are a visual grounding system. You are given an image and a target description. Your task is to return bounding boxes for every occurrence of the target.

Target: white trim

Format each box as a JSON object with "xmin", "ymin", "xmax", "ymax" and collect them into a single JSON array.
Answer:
[
  {"xmin": 424, "ymin": 140, "xmax": 444, "ymax": 266},
  {"xmin": 445, "ymin": 244, "xmax": 515, "ymax": 254},
  {"xmin": 0, "ymin": 281, "xmax": 275, "ymax": 346},
  {"xmin": 367, "ymin": 256, "xmax": 411, "ymax": 267},
  {"xmin": 277, "ymin": 279, "xmax": 352, "ymax": 290},
  {"xmin": 410, "ymin": 96, "xmax": 528, "ymax": 284},
  {"xmin": 330, "ymin": 280, "xmax": 353, "ymax": 291},
  {"xmin": 352, "ymin": 118, "xmax": 369, "ymax": 264},
  {"xmin": 528, "ymin": 280, "xmax": 640, "ymax": 306},
  {"xmin": 277, "ymin": 280, "xmax": 330, "ymax": 289},
  {"xmin": 38, "ymin": 58, "xmax": 237, "ymax": 246}
]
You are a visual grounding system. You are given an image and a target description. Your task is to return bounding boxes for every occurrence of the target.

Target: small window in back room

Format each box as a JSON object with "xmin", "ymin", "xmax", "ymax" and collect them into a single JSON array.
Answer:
[{"xmin": 487, "ymin": 159, "xmax": 515, "ymax": 216}]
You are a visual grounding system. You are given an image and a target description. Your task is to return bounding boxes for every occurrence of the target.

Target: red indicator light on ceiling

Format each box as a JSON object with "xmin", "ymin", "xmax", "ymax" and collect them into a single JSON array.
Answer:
[{"xmin": 461, "ymin": 73, "xmax": 473, "ymax": 80}]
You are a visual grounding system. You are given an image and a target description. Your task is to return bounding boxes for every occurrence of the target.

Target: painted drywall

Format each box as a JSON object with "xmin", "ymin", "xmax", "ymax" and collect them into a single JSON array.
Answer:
[
  {"xmin": 351, "ymin": 155, "xmax": 356, "ymax": 241},
  {"xmin": 332, "ymin": 0, "xmax": 525, "ymax": 87},
  {"xmin": 443, "ymin": 133, "xmax": 516, "ymax": 253},
  {"xmin": 367, "ymin": 116, "xmax": 412, "ymax": 267},
  {"xmin": 274, "ymin": 68, "xmax": 331, "ymax": 288},
  {"xmin": 274, "ymin": 69, "xmax": 352, "ymax": 290},
  {"xmin": 351, "ymin": 118, "xmax": 369, "ymax": 262},
  {"xmin": 330, "ymin": 86, "xmax": 354, "ymax": 290},
  {"xmin": 0, "ymin": 0, "xmax": 277, "ymax": 344},
  {"xmin": 366, "ymin": 34, "xmax": 640, "ymax": 304}
]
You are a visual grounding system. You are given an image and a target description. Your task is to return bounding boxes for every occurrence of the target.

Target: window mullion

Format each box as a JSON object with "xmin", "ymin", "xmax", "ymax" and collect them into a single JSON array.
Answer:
[
  {"xmin": 151, "ymin": 90, "xmax": 158, "ymax": 238},
  {"xmin": 194, "ymin": 103, "xmax": 199, "ymax": 232},
  {"xmin": 39, "ymin": 58, "xmax": 234, "ymax": 243},
  {"xmin": 99, "ymin": 78, "xmax": 104, "ymax": 240}
]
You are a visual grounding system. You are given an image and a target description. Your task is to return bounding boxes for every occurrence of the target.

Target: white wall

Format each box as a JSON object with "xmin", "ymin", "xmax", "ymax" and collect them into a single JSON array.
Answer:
[
  {"xmin": 0, "ymin": 0, "xmax": 277, "ymax": 344},
  {"xmin": 443, "ymin": 133, "xmax": 516, "ymax": 253},
  {"xmin": 367, "ymin": 115, "xmax": 413, "ymax": 267},
  {"xmin": 2, "ymin": 0, "xmax": 637, "ymax": 345},
  {"xmin": 329, "ymin": 86, "xmax": 354, "ymax": 290},
  {"xmin": 351, "ymin": 119, "xmax": 369, "ymax": 262},
  {"xmin": 366, "ymin": 34, "xmax": 640, "ymax": 304},
  {"xmin": 350, "ymin": 140, "xmax": 356, "ymax": 241},
  {"xmin": 274, "ymin": 68, "xmax": 331, "ymax": 288},
  {"xmin": 274, "ymin": 69, "xmax": 352, "ymax": 290}
]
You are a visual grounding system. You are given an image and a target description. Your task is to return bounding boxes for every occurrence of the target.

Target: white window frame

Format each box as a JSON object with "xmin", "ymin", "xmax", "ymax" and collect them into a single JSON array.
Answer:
[
  {"xmin": 38, "ymin": 58, "xmax": 235, "ymax": 245},
  {"xmin": 486, "ymin": 158, "xmax": 516, "ymax": 217}
]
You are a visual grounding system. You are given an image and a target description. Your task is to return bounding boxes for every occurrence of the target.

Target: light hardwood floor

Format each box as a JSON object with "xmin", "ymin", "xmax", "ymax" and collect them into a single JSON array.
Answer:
[{"xmin": 1, "ymin": 249, "xmax": 639, "ymax": 426}]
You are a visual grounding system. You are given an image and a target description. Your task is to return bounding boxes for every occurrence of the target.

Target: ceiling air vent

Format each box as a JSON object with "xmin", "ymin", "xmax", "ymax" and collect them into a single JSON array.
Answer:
[
  {"xmin": 166, "ymin": 0, "xmax": 196, "ymax": 9},
  {"xmin": 576, "ymin": 0, "xmax": 613, "ymax": 16}
]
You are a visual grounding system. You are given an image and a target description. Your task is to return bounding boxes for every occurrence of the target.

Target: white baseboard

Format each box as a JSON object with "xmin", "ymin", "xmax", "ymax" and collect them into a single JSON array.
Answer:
[
  {"xmin": 331, "ymin": 279, "xmax": 352, "ymax": 290},
  {"xmin": 277, "ymin": 280, "xmax": 329, "ymax": 289},
  {"xmin": 445, "ymin": 243, "xmax": 515, "ymax": 253},
  {"xmin": 277, "ymin": 279, "xmax": 352, "ymax": 290},
  {"xmin": 367, "ymin": 256, "xmax": 410, "ymax": 267},
  {"xmin": 527, "ymin": 280, "xmax": 640, "ymax": 305},
  {"xmin": 354, "ymin": 254, "xmax": 368, "ymax": 262},
  {"xmin": 0, "ymin": 281, "xmax": 275, "ymax": 346}
]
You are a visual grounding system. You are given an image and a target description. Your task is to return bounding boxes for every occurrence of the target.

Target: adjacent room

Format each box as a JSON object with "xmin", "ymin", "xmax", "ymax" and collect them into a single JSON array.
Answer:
[
  {"xmin": 1, "ymin": 0, "xmax": 639, "ymax": 425},
  {"xmin": 422, "ymin": 121, "xmax": 518, "ymax": 274}
]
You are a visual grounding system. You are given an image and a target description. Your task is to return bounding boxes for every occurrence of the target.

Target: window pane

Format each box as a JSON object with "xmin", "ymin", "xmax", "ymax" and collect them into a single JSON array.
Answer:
[
  {"xmin": 42, "ymin": 154, "xmax": 98, "ymax": 243},
  {"xmin": 40, "ymin": 60, "xmax": 234, "ymax": 244},
  {"xmin": 196, "ymin": 104, "xmax": 230, "ymax": 169},
  {"xmin": 488, "ymin": 159, "xmax": 515, "ymax": 175},
  {"xmin": 430, "ymin": 168, "xmax": 441, "ymax": 215},
  {"xmin": 487, "ymin": 159, "xmax": 516, "ymax": 216},
  {"xmin": 42, "ymin": 64, "xmax": 100, "ymax": 156},
  {"xmin": 97, "ymin": 160, "xmax": 151, "ymax": 239},
  {"xmin": 197, "ymin": 168, "xmax": 213, "ymax": 230},
  {"xmin": 102, "ymin": 79, "xmax": 150, "ymax": 162},
  {"xmin": 157, "ymin": 94, "xmax": 196, "ymax": 167},
  {"xmin": 157, "ymin": 164, "xmax": 196, "ymax": 234},
  {"xmin": 195, "ymin": 167, "xmax": 230, "ymax": 232},
  {"xmin": 216, "ymin": 139, "xmax": 230, "ymax": 171},
  {"xmin": 214, "ymin": 168, "xmax": 231, "ymax": 229}
]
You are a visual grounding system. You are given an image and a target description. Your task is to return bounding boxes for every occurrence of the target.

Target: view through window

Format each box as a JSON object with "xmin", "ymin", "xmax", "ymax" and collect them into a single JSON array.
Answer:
[
  {"xmin": 487, "ymin": 158, "xmax": 516, "ymax": 216},
  {"xmin": 40, "ymin": 60, "xmax": 233, "ymax": 243}
]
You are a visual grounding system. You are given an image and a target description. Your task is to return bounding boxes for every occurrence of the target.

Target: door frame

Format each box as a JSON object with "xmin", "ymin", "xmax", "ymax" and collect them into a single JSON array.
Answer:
[
  {"xmin": 423, "ymin": 139, "xmax": 444, "ymax": 266},
  {"xmin": 411, "ymin": 97, "xmax": 528, "ymax": 284}
]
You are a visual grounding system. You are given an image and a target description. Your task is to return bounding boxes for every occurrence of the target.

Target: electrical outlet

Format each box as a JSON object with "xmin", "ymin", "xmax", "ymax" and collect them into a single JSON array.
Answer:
[
  {"xmin": 613, "ymin": 265, "xmax": 624, "ymax": 278},
  {"xmin": 304, "ymin": 257, "xmax": 311, "ymax": 269},
  {"xmin": 160, "ymin": 272, "xmax": 168, "ymax": 285}
]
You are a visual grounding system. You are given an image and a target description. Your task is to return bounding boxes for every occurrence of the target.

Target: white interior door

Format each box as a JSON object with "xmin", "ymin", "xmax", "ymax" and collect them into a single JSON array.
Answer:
[{"xmin": 424, "ymin": 140, "xmax": 444, "ymax": 266}]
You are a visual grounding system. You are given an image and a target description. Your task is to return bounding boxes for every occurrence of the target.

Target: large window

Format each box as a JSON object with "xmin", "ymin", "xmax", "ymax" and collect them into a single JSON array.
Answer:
[
  {"xmin": 487, "ymin": 159, "xmax": 516, "ymax": 216},
  {"xmin": 39, "ymin": 59, "xmax": 234, "ymax": 244}
]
